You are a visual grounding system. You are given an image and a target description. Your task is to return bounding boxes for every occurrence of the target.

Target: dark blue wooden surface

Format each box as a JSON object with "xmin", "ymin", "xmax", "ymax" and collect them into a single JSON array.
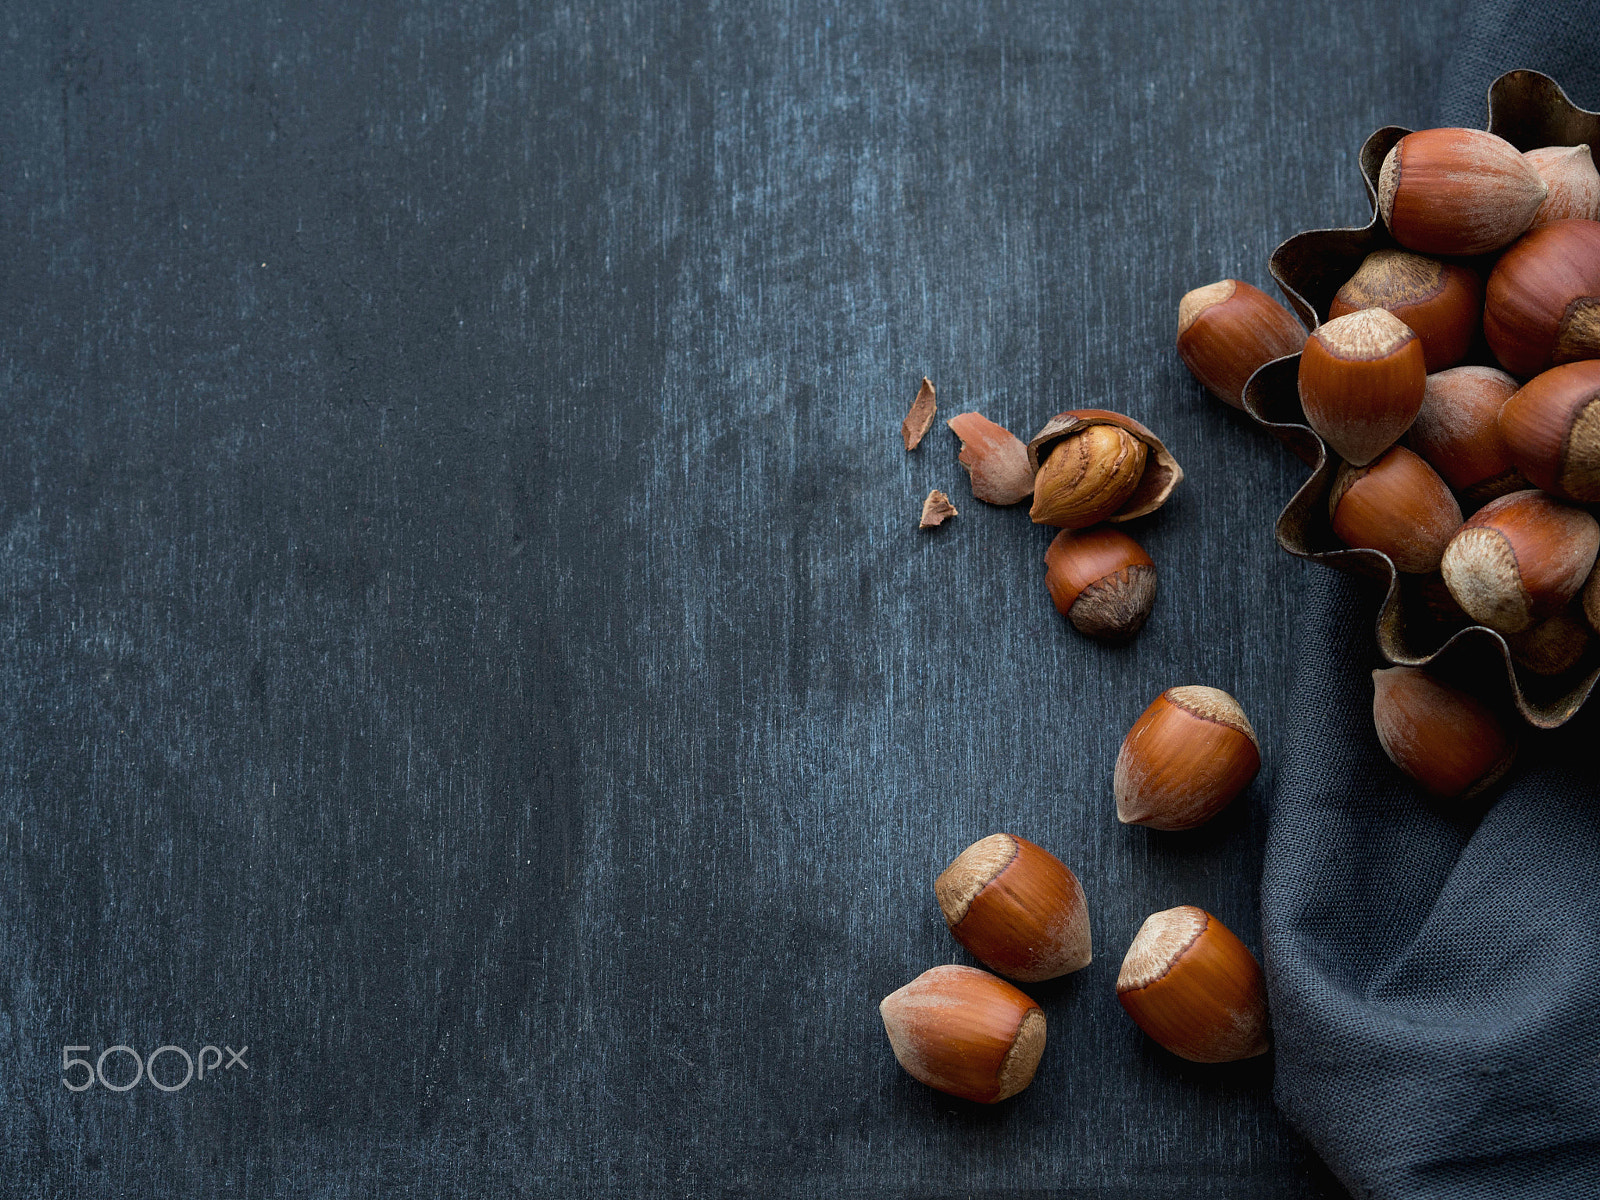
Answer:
[{"xmin": 0, "ymin": 2, "xmax": 1463, "ymax": 1195}]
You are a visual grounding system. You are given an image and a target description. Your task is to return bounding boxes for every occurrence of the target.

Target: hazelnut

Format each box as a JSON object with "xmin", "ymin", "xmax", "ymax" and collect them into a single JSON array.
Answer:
[
  {"xmin": 1378, "ymin": 127, "xmax": 1548, "ymax": 256},
  {"xmin": 1116, "ymin": 906, "xmax": 1268, "ymax": 1064},
  {"xmin": 1176, "ymin": 279, "xmax": 1307, "ymax": 408},
  {"xmin": 1371, "ymin": 666, "xmax": 1517, "ymax": 799},
  {"xmin": 879, "ymin": 965, "xmax": 1046, "ymax": 1103},
  {"xmin": 1043, "ymin": 526, "xmax": 1157, "ymax": 641},
  {"xmin": 1298, "ymin": 309, "xmax": 1427, "ymax": 466},
  {"xmin": 1506, "ymin": 606, "xmax": 1592, "ymax": 676},
  {"xmin": 1440, "ymin": 489, "xmax": 1600, "ymax": 633},
  {"xmin": 1327, "ymin": 250, "xmax": 1482, "ymax": 372},
  {"xmin": 1114, "ymin": 687, "xmax": 1261, "ymax": 831},
  {"xmin": 935, "ymin": 834, "xmax": 1092, "ymax": 982},
  {"xmin": 1026, "ymin": 410, "xmax": 1183, "ymax": 528},
  {"xmin": 1328, "ymin": 446, "xmax": 1462, "ymax": 573},
  {"xmin": 1524, "ymin": 145, "xmax": 1600, "ymax": 228},
  {"xmin": 1409, "ymin": 570, "xmax": 1473, "ymax": 629},
  {"xmin": 946, "ymin": 412, "xmax": 1034, "ymax": 506},
  {"xmin": 1029, "ymin": 424, "xmax": 1145, "ymax": 527},
  {"xmin": 1483, "ymin": 218, "xmax": 1600, "ymax": 378},
  {"xmin": 1497, "ymin": 359, "xmax": 1600, "ymax": 502},
  {"xmin": 1406, "ymin": 366, "xmax": 1525, "ymax": 505}
]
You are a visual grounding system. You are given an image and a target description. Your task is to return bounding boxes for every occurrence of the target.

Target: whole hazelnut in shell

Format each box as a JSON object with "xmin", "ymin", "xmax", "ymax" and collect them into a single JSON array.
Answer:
[
  {"xmin": 1116, "ymin": 906, "xmax": 1269, "ymax": 1064},
  {"xmin": 1176, "ymin": 279, "xmax": 1307, "ymax": 409},
  {"xmin": 1584, "ymin": 564, "xmax": 1600, "ymax": 636},
  {"xmin": 1440, "ymin": 489, "xmax": 1600, "ymax": 633},
  {"xmin": 1483, "ymin": 218, "xmax": 1600, "ymax": 378},
  {"xmin": 1497, "ymin": 359, "xmax": 1600, "ymax": 502},
  {"xmin": 1328, "ymin": 445, "xmax": 1462, "ymax": 574},
  {"xmin": 1524, "ymin": 145, "xmax": 1600, "ymax": 228},
  {"xmin": 1114, "ymin": 686, "xmax": 1261, "ymax": 831},
  {"xmin": 879, "ymin": 965, "xmax": 1046, "ymax": 1103},
  {"xmin": 935, "ymin": 834, "xmax": 1092, "ymax": 982},
  {"xmin": 1506, "ymin": 606, "xmax": 1592, "ymax": 676},
  {"xmin": 1043, "ymin": 526, "xmax": 1157, "ymax": 641},
  {"xmin": 1406, "ymin": 366, "xmax": 1524, "ymax": 505},
  {"xmin": 1298, "ymin": 308, "xmax": 1427, "ymax": 466},
  {"xmin": 1327, "ymin": 249, "xmax": 1482, "ymax": 373},
  {"xmin": 1371, "ymin": 667, "xmax": 1517, "ymax": 799},
  {"xmin": 1378, "ymin": 127, "xmax": 1548, "ymax": 256}
]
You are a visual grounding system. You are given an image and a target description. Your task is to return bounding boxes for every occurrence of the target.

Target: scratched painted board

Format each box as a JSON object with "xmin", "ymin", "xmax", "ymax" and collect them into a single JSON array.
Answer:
[{"xmin": 0, "ymin": 1, "xmax": 1461, "ymax": 1196}]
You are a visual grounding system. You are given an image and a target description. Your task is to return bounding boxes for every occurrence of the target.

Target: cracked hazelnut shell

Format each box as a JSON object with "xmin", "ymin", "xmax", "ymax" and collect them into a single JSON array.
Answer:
[
  {"xmin": 902, "ymin": 377, "xmax": 938, "ymax": 450},
  {"xmin": 1026, "ymin": 410, "xmax": 1182, "ymax": 528},
  {"xmin": 946, "ymin": 412, "xmax": 1034, "ymax": 506}
]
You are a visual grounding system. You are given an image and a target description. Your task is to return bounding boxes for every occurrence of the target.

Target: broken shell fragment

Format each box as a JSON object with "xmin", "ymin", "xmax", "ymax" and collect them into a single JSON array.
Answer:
[
  {"xmin": 947, "ymin": 412, "xmax": 1034, "ymax": 506},
  {"xmin": 902, "ymin": 377, "xmax": 938, "ymax": 451},
  {"xmin": 919, "ymin": 489, "xmax": 958, "ymax": 528}
]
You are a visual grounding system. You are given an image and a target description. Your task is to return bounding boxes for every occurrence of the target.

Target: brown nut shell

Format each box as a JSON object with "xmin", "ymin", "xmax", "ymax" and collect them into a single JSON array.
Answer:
[
  {"xmin": 1484, "ymin": 218, "xmax": 1600, "ymax": 378},
  {"xmin": 1371, "ymin": 666, "xmax": 1517, "ymax": 799},
  {"xmin": 1265, "ymin": 71, "xmax": 1600, "ymax": 728},
  {"xmin": 1176, "ymin": 279, "xmax": 1308, "ymax": 408},
  {"xmin": 1440, "ymin": 489, "xmax": 1600, "ymax": 633},
  {"xmin": 1498, "ymin": 359, "xmax": 1600, "ymax": 502},
  {"xmin": 902, "ymin": 377, "xmax": 938, "ymax": 450},
  {"xmin": 1043, "ymin": 526, "xmax": 1157, "ymax": 641},
  {"xmin": 935, "ymin": 834, "xmax": 1092, "ymax": 982},
  {"xmin": 1030, "ymin": 412, "xmax": 1184, "ymax": 528},
  {"xmin": 1298, "ymin": 309, "xmax": 1427, "ymax": 466},
  {"xmin": 1506, "ymin": 606, "xmax": 1592, "ymax": 676},
  {"xmin": 918, "ymin": 489, "xmax": 957, "ymax": 528},
  {"xmin": 1327, "ymin": 250, "xmax": 1482, "ymax": 373},
  {"xmin": 1378, "ymin": 127, "xmax": 1548, "ymax": 256},
  {"xmin": 879, "ymin": 965, "xmax": 1046, "ymax": 1103},
  {"xmin": 1329, "ymin": 446, "xmax": 1463, "ymax": 574},
  {"xmin": 1525, "ymin": 145, "xmax": 1600, "ymax": 227},
  {"xmin": 946, "ymin": 412, "xmax": 1034, "ymax": 506},
  {"xmin": 1407, "ymin": 366, "xmax": 1524, "ymax": 504},
  {"xmin": 1116, "ymin": 906, "xmax": 1268, "ymax": 1064},
  {"xmin": 1114, "ymin": 687, "xmax": 1261, "ymax": 831}
]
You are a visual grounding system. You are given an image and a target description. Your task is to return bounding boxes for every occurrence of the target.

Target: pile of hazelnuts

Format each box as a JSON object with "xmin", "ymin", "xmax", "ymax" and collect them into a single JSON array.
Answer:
[
  {"xmin": 1179, "ymin": 127, "xmax": 1600, "ymax": 799},
  {"xmin": 882, "ymin": 124, "xmax": 1600, "ymax": 1108}
]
